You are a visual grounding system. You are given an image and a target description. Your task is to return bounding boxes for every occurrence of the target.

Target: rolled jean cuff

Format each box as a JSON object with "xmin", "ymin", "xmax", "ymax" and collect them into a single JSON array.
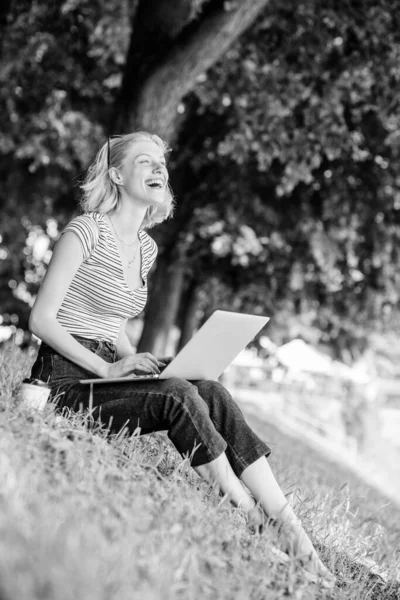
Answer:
[
  {"xmin": 186, "ymin": 437, "xmax": 228, "ymax": 468},
  {"xmin": 231, "ymin": 440, "xmax": 272, "ymax": 478}
]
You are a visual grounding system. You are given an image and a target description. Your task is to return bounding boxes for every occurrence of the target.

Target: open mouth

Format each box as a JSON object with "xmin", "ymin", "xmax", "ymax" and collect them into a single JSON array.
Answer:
[{"xmin": 146, "ymin": 178, "xmax": 164, "ymax": 189}]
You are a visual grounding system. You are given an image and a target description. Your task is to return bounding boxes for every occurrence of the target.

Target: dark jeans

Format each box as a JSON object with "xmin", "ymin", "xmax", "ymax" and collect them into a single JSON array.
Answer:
[{"xmin": 30, "ymin": 336, "xmax": 271, "ymax": 475}]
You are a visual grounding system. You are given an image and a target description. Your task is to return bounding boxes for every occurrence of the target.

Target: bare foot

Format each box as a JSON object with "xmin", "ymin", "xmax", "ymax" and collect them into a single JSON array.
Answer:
[
  {"xmin": 281, "ymin": 520, "xmax": 335, "ymax": 585},
  {"xmin": 246, "ymin": 502, "xmax": 266, "ymax": 534},
  {"xmin": 238, "ymin": 497, "xmax": 266, "ymax": 534}
]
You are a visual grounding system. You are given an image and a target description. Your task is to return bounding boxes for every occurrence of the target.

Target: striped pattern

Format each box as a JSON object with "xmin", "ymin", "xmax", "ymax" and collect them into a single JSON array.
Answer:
[{"xmin": 57, "ymin": 212, "xmax": 158, "ymax": 344}]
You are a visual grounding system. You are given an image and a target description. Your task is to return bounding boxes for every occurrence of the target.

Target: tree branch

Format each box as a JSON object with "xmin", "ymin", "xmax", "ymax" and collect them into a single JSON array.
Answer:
[
  {"xmin": 111, "ymin": 0, "xmax": 208, "ymax": 132},
  {"xmin": 143, "ymin": 0, "xmax": 206, "ymax": 38},
  {"xmin": 121, "ymin": 0, "xmax": 271, "ymax": 140}
]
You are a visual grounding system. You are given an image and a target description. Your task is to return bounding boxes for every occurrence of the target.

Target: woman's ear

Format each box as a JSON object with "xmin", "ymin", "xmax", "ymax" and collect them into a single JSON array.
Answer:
[{"xmin": 109, "ymin": 167, "xmax": 123, "ymax": 185}]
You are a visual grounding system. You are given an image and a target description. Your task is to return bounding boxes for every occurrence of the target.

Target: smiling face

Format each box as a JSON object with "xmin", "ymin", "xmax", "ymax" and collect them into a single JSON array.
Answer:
[{"xmin": 117, "ymin": 139, "xmax": 169, "ymax": 207}]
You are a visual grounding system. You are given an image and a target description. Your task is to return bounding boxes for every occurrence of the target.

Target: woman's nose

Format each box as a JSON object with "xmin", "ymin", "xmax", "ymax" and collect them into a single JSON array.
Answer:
[{"xmin": 153, "ymin": 162, "xmax": 166, "ymax": 173}]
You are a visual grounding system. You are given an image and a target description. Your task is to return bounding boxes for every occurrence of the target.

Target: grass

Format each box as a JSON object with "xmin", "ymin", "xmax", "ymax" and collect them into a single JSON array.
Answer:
[{"xmin": 0, "ymin": 341, "xmax": 400, "ymax": 600}]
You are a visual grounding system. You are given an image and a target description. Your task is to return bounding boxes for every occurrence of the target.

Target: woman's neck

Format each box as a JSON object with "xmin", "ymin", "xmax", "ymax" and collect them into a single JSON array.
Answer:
[{"xmin": 108, "ymin": 200, "xmax": 147, "ymax": 240}]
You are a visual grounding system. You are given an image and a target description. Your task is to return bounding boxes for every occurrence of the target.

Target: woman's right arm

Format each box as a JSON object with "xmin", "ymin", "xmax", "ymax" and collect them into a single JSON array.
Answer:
[
  {"xmin": 29, "ymin": 232, "xmax": 161, "ymax": 378},
  {"xmin": 29, "ymin": 232, "xmax": 111, "ymax": 377}
]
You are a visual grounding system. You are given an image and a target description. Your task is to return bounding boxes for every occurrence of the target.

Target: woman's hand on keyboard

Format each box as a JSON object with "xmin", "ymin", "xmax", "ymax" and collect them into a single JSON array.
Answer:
[
  {"xmin": 157, "ymin": 356, "xmax": 174, "ymax": 370},
  {"xmin": 104, "ymin": 353, "xmax": 161, "ymax": 378}
]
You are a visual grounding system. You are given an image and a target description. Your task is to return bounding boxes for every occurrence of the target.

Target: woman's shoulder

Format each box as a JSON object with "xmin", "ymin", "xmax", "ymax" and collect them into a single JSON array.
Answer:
[
  {"xmin": 81, "ymin": 211, "xmax": 103, "ymax": 225},
  {"xmin": 139, "ymin": 230, "xmax": 158, "ymax": 252},
  {"xmin": 70, "ymin": 211, "xmax": 111, "ymax": 236},
  {"xmin": 139, "ymin": 230, "xmax": 158, "ymax": 268},
  {"xmin": 61, "ymin": 212, "xmax": 102, "ymax": 260},
  {"xmin": 65, "ymin": 211, "xmax": 101, "ymax": 228}
]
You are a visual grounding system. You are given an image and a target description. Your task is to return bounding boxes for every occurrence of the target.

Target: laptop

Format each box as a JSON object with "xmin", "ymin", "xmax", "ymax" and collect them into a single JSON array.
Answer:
[{"xmin": 80, "ymin": 310, "xmax": 269, "ymax": 385}]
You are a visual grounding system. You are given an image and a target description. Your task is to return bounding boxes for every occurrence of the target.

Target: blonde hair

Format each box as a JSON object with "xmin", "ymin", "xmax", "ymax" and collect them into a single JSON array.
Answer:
[{"xmin": 80, "ymin": 131, "xmax": 175, "ymax": 229}]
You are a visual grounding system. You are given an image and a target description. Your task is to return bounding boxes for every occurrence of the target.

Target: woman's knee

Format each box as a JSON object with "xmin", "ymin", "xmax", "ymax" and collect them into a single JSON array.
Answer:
[
  {"xmin": 160, "ymin": 377, "xmax": 201, "ymax": 408},
  {"xmin": 161, "ymin": 378, "xmax": 233, "ymax": 416},
  {"xmin": 195, "ymin": 380, "xmax": 242, "ymax": 420},
  {"xmin": 195, "ymin": 380, "xmax": 232, "ymax": 404},
  {"xmin": 158, "ymin": 378, "xmax": 213, "ymax": 426}
]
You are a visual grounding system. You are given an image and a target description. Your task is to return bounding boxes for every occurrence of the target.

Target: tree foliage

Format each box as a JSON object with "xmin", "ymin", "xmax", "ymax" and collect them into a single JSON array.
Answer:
[
  {"xmin": 0, "ymin": 0, "xmax": 133, "ymax": 332},
  {"xmin": 159, "ymin": 0, "xmax": 400, "ymax": 357},
  {"xmin": 1, "ymin": 0, "xmax": 400, "ymax": 361},
  {"xmin": 0, "ymin": 0, "xmax": 268, "ymax": 335}
]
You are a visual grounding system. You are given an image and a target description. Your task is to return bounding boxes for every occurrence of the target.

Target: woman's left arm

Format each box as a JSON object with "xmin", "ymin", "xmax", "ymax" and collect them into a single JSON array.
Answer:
[{"xmin": 115, "ymin": 320, "xmax": 135, "ymax": 359}]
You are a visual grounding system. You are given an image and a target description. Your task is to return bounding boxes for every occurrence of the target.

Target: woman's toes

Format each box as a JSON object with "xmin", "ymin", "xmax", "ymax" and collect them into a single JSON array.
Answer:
[
  {"xmin": 302, "ymin": 552, "xmax": 336, "ymax": 586},
  {"xmin": 318, "ymin": 563, "xmax": 336, "ymax": 586},
  {"xmin": 279, "ymin": 523, "xmax": 336, "ymax": 587},
  {"xmin": 245, "ymin": 503, "xmax": 266, "ymax": 534}
]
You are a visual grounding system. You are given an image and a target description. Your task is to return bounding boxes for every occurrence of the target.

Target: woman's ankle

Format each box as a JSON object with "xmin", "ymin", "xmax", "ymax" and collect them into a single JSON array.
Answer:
[{"xmin": 237, "ymin": 495, "xmax": 257, "ymax": 512}]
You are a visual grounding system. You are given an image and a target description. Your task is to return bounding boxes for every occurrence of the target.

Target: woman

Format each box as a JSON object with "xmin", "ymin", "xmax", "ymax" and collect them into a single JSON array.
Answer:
[{"xmin": 29, "ymin": 132, "xmax": 334, "ymax": 584}]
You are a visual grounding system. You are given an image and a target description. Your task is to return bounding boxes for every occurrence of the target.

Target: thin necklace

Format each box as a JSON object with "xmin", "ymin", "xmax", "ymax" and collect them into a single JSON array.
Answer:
[
  {"xmin": 126, "ymin": 239, "xmax": 140, "ymax": 267},
  {"xmin": 109, "ymin": 216, "xmax": 137, "ymax": 247},
  {"xmin": 109, "ymin": 216, "xmax": 140, "ymax": 266}
]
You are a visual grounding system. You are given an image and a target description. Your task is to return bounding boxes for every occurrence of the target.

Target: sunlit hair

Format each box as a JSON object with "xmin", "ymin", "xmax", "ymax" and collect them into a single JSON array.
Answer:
[{"xmin": 80, "ymin": 131, "xmax": 175, "ymax": 229}]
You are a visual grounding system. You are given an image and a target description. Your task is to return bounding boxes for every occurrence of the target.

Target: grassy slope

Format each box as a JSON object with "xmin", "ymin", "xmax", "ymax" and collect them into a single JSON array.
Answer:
[{"xmin": 0, "ymin": 344, "xmax": 399, "ymax": 600}]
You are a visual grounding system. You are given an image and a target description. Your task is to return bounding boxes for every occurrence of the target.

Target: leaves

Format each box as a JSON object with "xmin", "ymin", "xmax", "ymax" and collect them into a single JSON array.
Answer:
[
  {"xmin": 167, "ymin": 0, "xmax": 400, "ymax": 355},
  {"xmin": 1, "ymin": 0, "xmax": 400, "ymax": 357}
]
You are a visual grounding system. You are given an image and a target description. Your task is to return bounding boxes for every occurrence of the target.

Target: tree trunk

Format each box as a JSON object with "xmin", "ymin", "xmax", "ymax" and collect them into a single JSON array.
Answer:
[
  {"xmin": 120, "ymin": 0, "xmax": 271, "ymax": 352},
  {"xmin": 0, "ymin": 0, "xmax": 12, "ymax": 58},
  {"xmin": 131, "ymin": 0, "xmax": 270, "ymax": 139},
  {"xmin": 137, "ymin": 255, "xmax": 186, "ymax": 356},
  {"xmin": 177, "ymin": 280, "xmax": 202, "ymax": 351},
  {"xmin": 0, "ymin": 0, "xmax": 12, "ymax": 29},
  {"xmin": 114, "ymin": 0, "xmax": 271, "ymax": 140}
]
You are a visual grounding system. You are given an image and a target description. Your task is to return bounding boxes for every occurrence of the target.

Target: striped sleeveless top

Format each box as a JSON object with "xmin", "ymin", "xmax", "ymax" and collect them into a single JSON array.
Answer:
[{"xmin": 56, "ymin": 211, "xmax": 158, "ymax": 344}]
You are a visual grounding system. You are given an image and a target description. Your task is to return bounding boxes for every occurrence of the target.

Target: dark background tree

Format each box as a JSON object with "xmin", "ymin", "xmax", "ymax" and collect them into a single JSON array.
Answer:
[
  {"xmin": 0, "ymin": 0, "xmax": 270, "ymax": 344},
  {"xmin": 1, "ymin": 0, "xmax": 400, "ymax": 365},
  {"xmin": 139, "ymin": 0, "xmax": 400, "ymax": 359}
]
